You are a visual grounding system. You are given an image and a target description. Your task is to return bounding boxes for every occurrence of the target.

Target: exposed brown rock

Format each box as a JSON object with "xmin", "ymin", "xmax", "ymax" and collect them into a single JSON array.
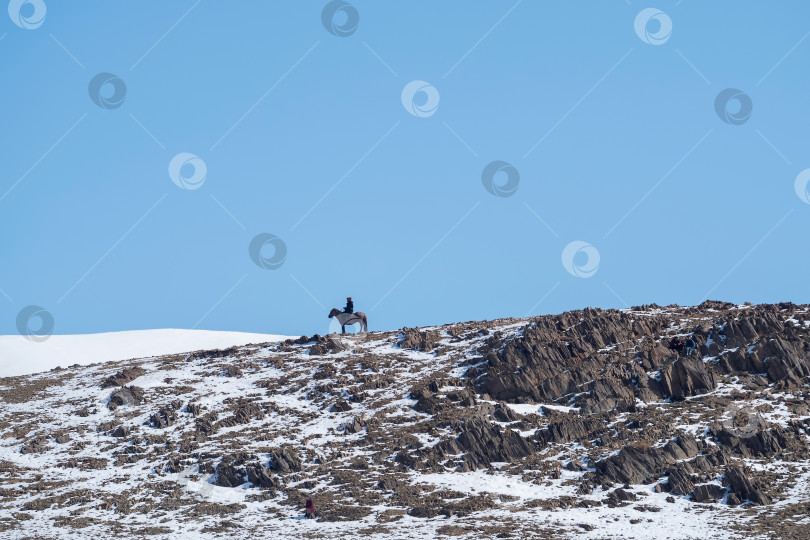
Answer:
[{"xmin": 101, "ymin": 367, "xmax": 147, "ymax": 388}]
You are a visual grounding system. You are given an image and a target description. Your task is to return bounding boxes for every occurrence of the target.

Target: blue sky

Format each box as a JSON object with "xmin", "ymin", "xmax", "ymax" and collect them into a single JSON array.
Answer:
[{"xmin": 2, "ymin": 1, "xmax": 809, "ymax": 338}]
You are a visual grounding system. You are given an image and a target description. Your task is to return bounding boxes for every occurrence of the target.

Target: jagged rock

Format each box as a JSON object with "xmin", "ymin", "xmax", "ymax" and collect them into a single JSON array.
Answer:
[
  {"xmin": 246, "ymin": 464, "xmax": 278, "ymax": 490},
  {"xmin": 102, "ymin": 367, "xmax": 147, "ymax": 388},
  {"xmin": 400, "ymin": 328, "xmax": 439, "ymax": 351},
  {"xmin": 60, "ymin": 457, "xmax": 107, "ymax": 470},
  {"xmin": 309, "ymin": 335, "xmax": 348, "ymax": 356},
  {"xmin": 446, "ymin": 388, "xmax": 476, "ymax": 406},
  {"xmin": 378, "ymin": 477, "xmax": 401, "ymax": 490},
  {"xmin": 566, "ymin": 459, "xmax": 586, "ymax": 472},
  {"xmin": 193, "ymin": 347, "xmax": 240, "ymax": 361},
  {"xmin": 596, "ymin": 435, "xmax": 698, "ymax": 485},
  {"xmin": 538, "ymin": 417, "xmax": 605, "ymax": 446},
  {"xmin": 187, "ymin": 403, "xmax": 202, "ymax": 416},
  {"xmin": 666, "ymin": 466, "xmax": 695, "ymax": 495},
  {"xmin": 723, "ymin": 466, "xmax": 771, "ymax": 505},
  {"xmin": 223, "ymin": 365, "xmax": 242, "ymax": 377},
  {"xmin": 479, "ymin": 310, "xmax": 668, "ymax": 402},
  {"xmin": 195, "ymin": 412, "xmax": 219, "ymax": 435},
  {"xmin": 286, "ymin": 335, "xmax": 313, "ymax": 345},
  {"xmin": 343, "ymin": 417, "xmax": 366, "ymax": 434},
  {"xmin": 111, "ymin": 426, "xmax": 130, "ymax": 438},
  {"xmin": 578, "ymin": 377, "xmax": 635, "ymax": 414},
  {"xmin": 493, "ymin": 403, "xmax": 519, "ymax": 422},
  {"xmin": 217, "ymin": 401, "xmax": 264, "ymax": 428},
  {"xmin": 55, "ymin": 434, "xmax": 70, "ymax": 444},
  {"xmin": 711, "ymin": 423, "xmax": 807, "ymax": 459},
  {"xmin": 692, "ymin": 484, "xmax": 725, "ymax": 502},
  {"xmin": 21, "ymin": 437, "xmax": 49, "ymax": 454},
  {"xmin": 332, "ymin": 400, "xmax": 352, "ymax": 412},
  {"xmin": 214, "ymin": 465, "xmax": 244, "ymax": 487},
  {"xmin": 149, "ymin": 406, "xmax": 177, "ymax": 429},
  {"xmin": 608, "ymin": 487, "xmax": 637, "ymax": 502},
  {"xmin": 762, "ymin": 336, "xmax": 810, "ymax": 386},
  {"xmin": 108, "ymin": 386, "xmax": 143, "ymax": 409},
  {"xmin": 267, "ymin": 448, "xmax": 301, "ymax": 473},
  {"xmin": 660, "ymin": 356, "xmax": 716, "ymax": 400},
  {"xmin": 662, "ymin": 434, "xmax": 699, "ymax": 460},
  {"xmin": 435, "ymin": 418, "xmax": 535, "ymax": 471}
]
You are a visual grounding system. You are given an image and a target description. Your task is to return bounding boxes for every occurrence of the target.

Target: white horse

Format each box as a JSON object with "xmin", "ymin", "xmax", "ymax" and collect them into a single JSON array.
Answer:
[{"xmin": 328, "ymin": 308, "xmax": 368, "ymax": 334}]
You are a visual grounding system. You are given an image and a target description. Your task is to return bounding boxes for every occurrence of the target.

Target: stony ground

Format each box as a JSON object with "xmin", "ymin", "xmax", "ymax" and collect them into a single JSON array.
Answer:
[{"xmin": 1, "ymin": 301, "xmax": 809, "ymax": 539}]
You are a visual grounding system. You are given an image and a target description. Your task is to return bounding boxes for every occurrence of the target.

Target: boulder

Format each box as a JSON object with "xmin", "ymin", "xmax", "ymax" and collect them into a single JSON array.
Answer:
[{"xmin": 692, "ymin": 484, "xmax": 725, "ymax": 502}]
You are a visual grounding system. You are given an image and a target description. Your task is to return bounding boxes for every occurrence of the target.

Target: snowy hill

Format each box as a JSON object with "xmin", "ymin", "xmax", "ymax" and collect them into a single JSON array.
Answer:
[
  {"xmin": 0, "ymin": 330, "xmax": 293, "ymax": 377},
  {"xmin": 1, "ymin": 302, "xmax": 809, "ymax": 539}
]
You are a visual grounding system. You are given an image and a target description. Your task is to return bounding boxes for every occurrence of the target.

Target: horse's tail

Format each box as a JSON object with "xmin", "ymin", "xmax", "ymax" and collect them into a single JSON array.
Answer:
[{"xmin": 361, "ymin": 312, "xmax": 368, "ymax": 333}]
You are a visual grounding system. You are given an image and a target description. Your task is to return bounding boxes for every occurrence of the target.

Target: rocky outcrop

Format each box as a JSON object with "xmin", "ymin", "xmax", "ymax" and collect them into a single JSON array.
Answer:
[
  {"xmin": 20, "ymin": 437, "xmax": 49, "ymax": 454},
  {"xmin": 111, "ymin": 426, "xmax": 130, "ymax": 438},
  {"xmin": 433, "ymin": 418, "xmax": 535, "ymax": 471},
  {"xmin": 478, "ymin": 309, "xmax": 668, "ymax": 404},
  {"xmin": 267, "ymin": 448, "xmax": 301, "ymax": 473},
  {"xmin": 400, "ymin": 328, "xmax": 440, "ymax": 352},
  {"xmin": 101, "ymin": 367, "xmax": 147, "ymax": 388},
  {"xmin": 724, "ymin": 467, "xmax": 771, "ymax": 505},
  {"xmin": 711, "ymin": 424, "xmax": 807, "ymax": 459},
  {"xmin": 107, "ymin": 386, "xmax": 143, "ymax": 409},
  {"xmin": 216, "ymin": 401, "xmax": 264, "ymax": 429},
  {"xmin": 595, "ymin": 435, "xmax": 699, "ymax": 485},
  {"xmin": 148, "ymin": 401, "xmax": 183, "ymax": 429},
  {"xmin": 659, "ymin": 356, "xmax": 716, "ymax": 400},
  {"xmin": 692, "ymin": 483, "xmax": 725, "ymax": 502},
  {"xmin": 5, "ymin": 300, "xmax": 810, "ymax": 537},
  {"xmin": 309, "ymin": 335, "xmax": 349, "ymax": 355},
  {"xmin": 666, "ymin": 465, "xmax": 695, "ymax": 495},
  {"xmin": 246, "ymin": 464, "xmax": 279, "ymax": 490},
  {"xmin": 214, "ymin": 465, "xmax": 244, "ymax": 488},
  {"xmin": 577, "ymin": 377, "xmax": 636, "ymax": 414},
  {"xmin": 537, "ymin": 417, "xmax": 606, "ymax": 446}
]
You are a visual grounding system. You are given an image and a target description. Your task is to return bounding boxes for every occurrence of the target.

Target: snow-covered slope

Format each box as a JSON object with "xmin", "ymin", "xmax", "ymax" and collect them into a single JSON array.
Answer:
[
  {"xmin": 0, "ymin": 329, "xmax": 293, "ymax": 377},
  {"xmin": 1, "ymin": 303, "xmax": 809, "ymax": 539}
]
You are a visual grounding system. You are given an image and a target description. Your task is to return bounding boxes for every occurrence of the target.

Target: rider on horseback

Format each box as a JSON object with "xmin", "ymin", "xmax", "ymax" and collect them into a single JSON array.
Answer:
[{"xmin": 329, "ymin": 299, "xmax": 367, "ymax": 334}]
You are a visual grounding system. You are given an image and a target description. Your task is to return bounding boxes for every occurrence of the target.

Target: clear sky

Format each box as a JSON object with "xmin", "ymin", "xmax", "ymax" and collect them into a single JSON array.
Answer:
[{"xmin": 2, "ymin": 1, "xmax": 809, "ymax": 338}]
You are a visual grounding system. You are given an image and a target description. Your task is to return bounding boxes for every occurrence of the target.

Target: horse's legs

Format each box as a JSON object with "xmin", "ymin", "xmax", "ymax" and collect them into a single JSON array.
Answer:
[{"xmin": 341, "ymin": 325, "xmax": 346, "ymax": 335}]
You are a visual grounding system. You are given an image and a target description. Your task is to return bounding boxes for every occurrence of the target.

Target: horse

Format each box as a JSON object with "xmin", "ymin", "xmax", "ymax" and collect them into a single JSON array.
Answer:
[{"xmin": 328, "ymin": 308, "xmax": 368, "ymax": 334}]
